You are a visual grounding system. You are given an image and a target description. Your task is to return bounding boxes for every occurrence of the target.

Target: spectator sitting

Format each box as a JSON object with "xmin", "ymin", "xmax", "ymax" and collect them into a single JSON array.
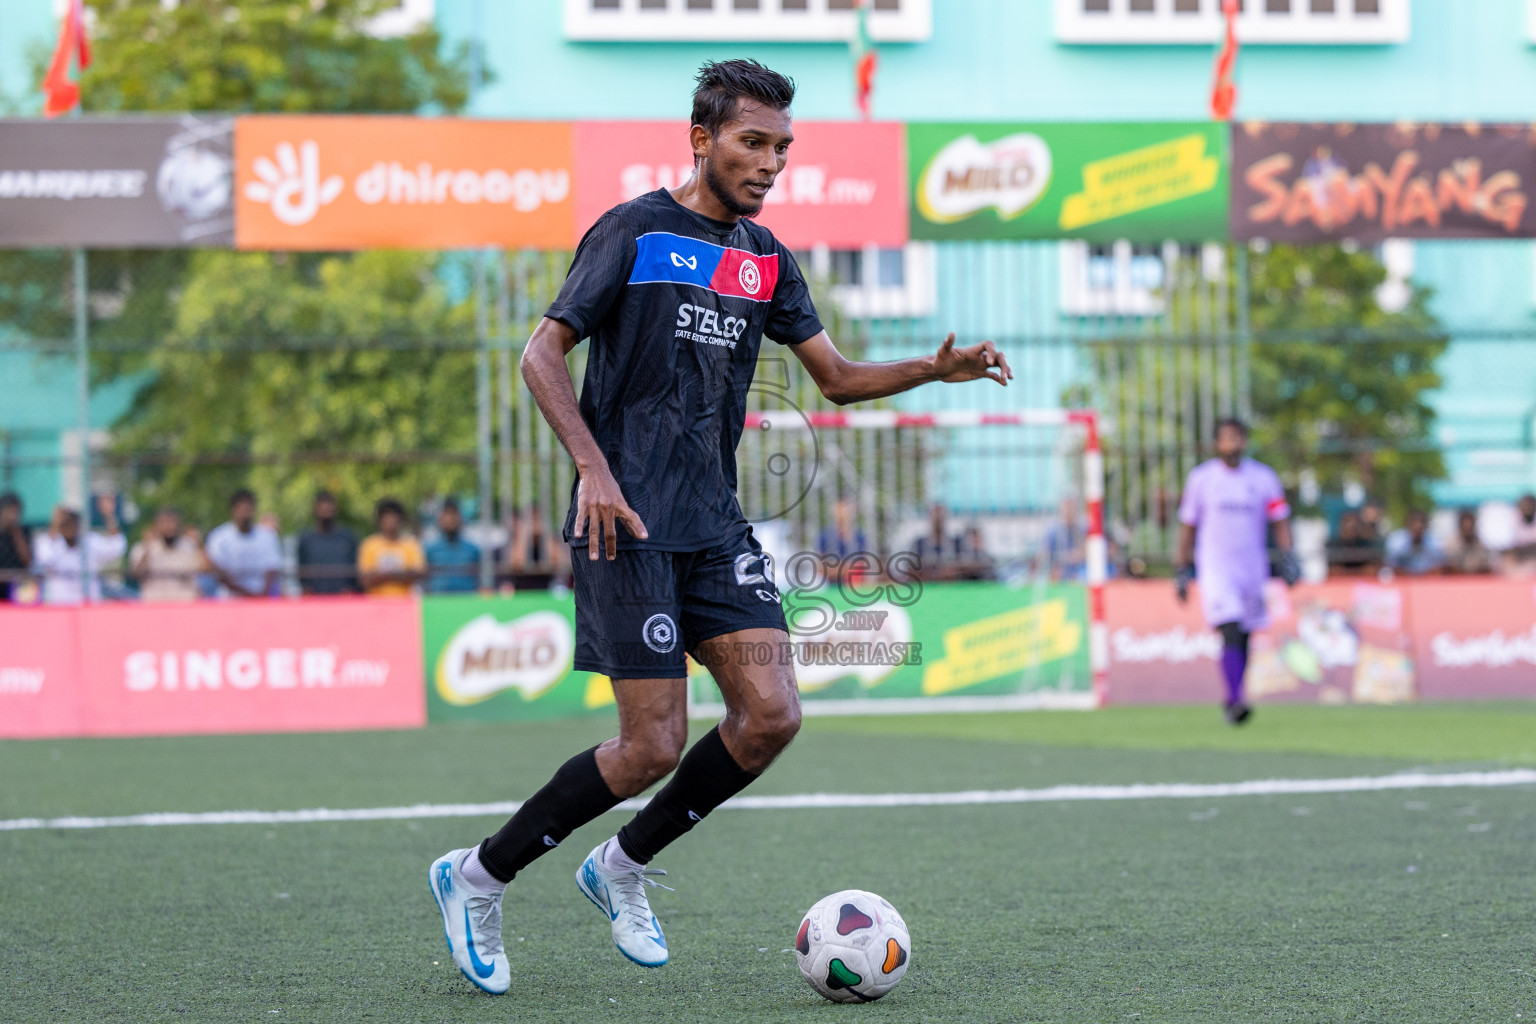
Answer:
[
  {"xmin": 206, "ymin": 488, "xmax": 284, "ymax": 598},
  {"xmin": 1326, "ymin": 509, "xmax": 1382, "ymax": 576},
  {"xmin": 32, "ymin": 498, "xmax": 126, "ymax": 604},
  {"xmin": 297, "ymin": 490, "xmax": 360, "ymax": 595},
  {"xmin": 1385, "ymin": 509, "xmax": 1443, "ymax": 576},
  {"xmin": 130, "ymin": 507, "xmax": 207, "ymax": 602},
  {"xmin": 1503, "ymin": 492, "xmax": 1536, "ymax": 577},
  {"xmin": 912, "ymin": 503, "xmax": 963, "ymax": 580},
  {"xmin": 1038, "ymin": 497, "xmax": 1088, "ymax": 582},
  {"xmin": 502, "ymin": 506, "xmax": 565, "ymax": 591},
  {"xmin": 358, "ymin": 497, "xmax": 425, "ymax": 597},
  {"xmin": 1360, "ymin": 501, "xmax": 1385, "ymax": 544},
  {"xmin": 0, "ymin": 491, "xmax": 31, "ymax": 602},
  {"xmin": 955, "ymin": 524, "xmax": 996, "ymax": 581},
  {"xmin": 1444, "ymin": 507, "xmax": 1493, "ymax": 575},
  {"xmin": 425, "ymin": 498, "xmax": 480, "ymax": 594},
  {"xmin": 817, "ymin": 497, "xmax": 869, "ymax": 561}
]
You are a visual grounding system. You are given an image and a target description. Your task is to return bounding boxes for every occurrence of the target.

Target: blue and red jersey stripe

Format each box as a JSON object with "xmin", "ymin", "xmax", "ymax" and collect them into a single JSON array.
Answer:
[{"xmin": 628, "ymin": 231, "xmax": 780, "ymax": 302}]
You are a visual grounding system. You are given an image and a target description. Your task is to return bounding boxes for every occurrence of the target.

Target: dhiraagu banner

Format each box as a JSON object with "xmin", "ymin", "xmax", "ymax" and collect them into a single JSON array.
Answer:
[
  {"xmin": 424, "ymin": 583, "xmax": 1091, "ymax": 722},
  {"xmin": 908, "ymin": 122, "xmax": 1228, "ymax": 242}
]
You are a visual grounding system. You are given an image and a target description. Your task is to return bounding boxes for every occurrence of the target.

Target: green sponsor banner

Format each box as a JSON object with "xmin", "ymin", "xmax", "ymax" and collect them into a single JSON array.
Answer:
[
  {"xmin": 908, "ymin": 122, "xmax": 1229, "ymax": 242},
  {"xmin": 423, "ymin": 592, "xmax": 611, "ymax": 723},
  {"xmin": 423, "ymin": 583, "xmax": 1090, "ymax": 723}
]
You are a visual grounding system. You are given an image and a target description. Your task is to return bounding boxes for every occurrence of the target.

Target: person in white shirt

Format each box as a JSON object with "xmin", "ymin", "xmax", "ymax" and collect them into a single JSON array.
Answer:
[
  {"xmin": 33, "ymin": 499, "xmax": 127, "ymax": 605},
  {"xmin": 204, "ymin": 489, "xmax": 284, "ymax": 598}
]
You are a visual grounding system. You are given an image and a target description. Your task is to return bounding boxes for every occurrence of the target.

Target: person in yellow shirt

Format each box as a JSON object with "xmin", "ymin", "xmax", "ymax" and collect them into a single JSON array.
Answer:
[{"xmin": 358, "ymin": 497, "xmax": 426, "ymax": 597}]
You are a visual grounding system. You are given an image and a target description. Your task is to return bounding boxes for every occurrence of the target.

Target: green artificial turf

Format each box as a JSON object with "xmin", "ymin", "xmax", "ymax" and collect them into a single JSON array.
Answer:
[{"xmin": 2, "ymin": 705, "xmax": 1534, "ymax": 1023}]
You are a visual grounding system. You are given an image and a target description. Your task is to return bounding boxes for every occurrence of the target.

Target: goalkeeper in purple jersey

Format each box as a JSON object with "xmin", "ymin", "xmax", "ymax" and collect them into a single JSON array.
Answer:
[{"xmin": 1174, "ymin": 418, "xmax": 1299, "ymax": 724}]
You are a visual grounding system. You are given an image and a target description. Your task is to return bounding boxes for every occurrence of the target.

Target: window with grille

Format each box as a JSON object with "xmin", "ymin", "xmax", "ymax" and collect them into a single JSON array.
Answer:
[
  {"xmin": 566, "ymin": 0, "xmax": 931, "ymax": 41},
  {"xmin": 1058, "ymin": 241, "xmax": 1227, "ymax": 317},
  {"xmin": 798, "ymin": 243, "xmax": 937, "ymax": 320},
  {"xmin": 1054, "ymin": 0, "xmax": 1408, "ymax": 43}
]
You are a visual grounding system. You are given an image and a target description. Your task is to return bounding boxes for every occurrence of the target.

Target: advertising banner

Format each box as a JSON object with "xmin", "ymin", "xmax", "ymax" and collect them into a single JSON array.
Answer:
[
  {"xmin": 1232, "ymin": 122, "xmax": 1536, "ymax": 242},
  {"xmin": 0, "ymin": 608, "xmax": 83, "ymax": 739},
  {"xmin": 573, "ymin": 120, "xmax": 908, "ymax": 250},
  {"xmin": 690, "ymin": 580, "xmax": 1092, "ymax": 710},
  {"xmin": 1408, "ymin": 579, "xmax": 1536, "ymax": 699},
  {"xmin": 73, "ymin": 598, "xmax": 425, "ymax": 737},
  {"xmin": 1105, "ymin": 579, "xmax": 1416, "ymax": 705},
  {"xmin": 0, "ymin": 116, "xmax": 234, "ymax": 247},
  {"xmin": 234, "ymin": 117, "xmax": 575, "ymax": 250},
  {"xmin": 907, "ymin": 122, "xmax": 1227, "ymax": 242},
  {"xmin": 424, "ymin": 582, "xmax": 1091, "ymax": 723}
]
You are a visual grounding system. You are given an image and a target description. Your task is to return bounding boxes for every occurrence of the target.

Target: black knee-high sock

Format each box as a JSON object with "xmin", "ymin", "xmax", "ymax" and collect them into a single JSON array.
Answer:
[
  {"xmin": 616, "ymin": 727, "xmax": 758, "ymax": 864},
  {"xmin": 478, "ymin": 745, "xmax": 621, "ymax": 883}
]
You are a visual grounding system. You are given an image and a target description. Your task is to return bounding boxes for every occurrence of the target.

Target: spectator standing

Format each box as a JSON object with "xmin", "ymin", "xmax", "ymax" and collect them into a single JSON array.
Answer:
[
  {"xmin": 130, "ymin": 508, "xmax": 207, "ymax": 602},
  {"xmin": 296, "ymin": 490, "xmax": 360, "ymax": 595},
  {"xmin": 1385, "ymin": 509, "xmax": 1443, "ymax": 575},
  {"xmin": 1038, "ymin": 497, "xmax": 1088, "ymax": 582},
  {"xmin": 205, "ymin": 489, "xmax": 284, "ymax": 598},
  {"xmin": 425, "ymin": 499, "xmax": 480, "ymax": 594},
  {"xmin": 1444, "ymin": 508, "xmax": 1493, "ymax": 575},
  {"xmin": 1503, "ymin": 493, "xmax": 1536, "ymax": 576},
  {"xmin": 1326, "ymin": 509, "xmax": 1382, "ymax": 577},
  {"xmin": 503, "ymin": 506, "xmax": 566, "ymax": 591},
  {"xmin": 0, "ymin": 492, "xmax": 31, "ymax": 602},
  {"xmin": 358, "ymin": 497, "xmax": 425, "ymax": 596},
  {"xmin": 956, "ymin": 524, "xmax": 996, "ymax": 581},
  {"xmin": 816, "ymin": 497, "xmax": 869, "ymax": 561},
  {"xmin": 32, "ymin": 498, "xmax": 126, "ymax": 604}
]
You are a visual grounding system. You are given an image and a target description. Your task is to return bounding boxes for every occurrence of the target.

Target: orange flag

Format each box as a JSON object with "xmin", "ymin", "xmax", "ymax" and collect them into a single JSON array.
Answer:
[
  {"xmin": 1209, "ymin": 0, "xmax": 1239, "ymax": 122},
  {"xmin": 42, "ymin": 0, "xmax": 92, "ymax": 118}
]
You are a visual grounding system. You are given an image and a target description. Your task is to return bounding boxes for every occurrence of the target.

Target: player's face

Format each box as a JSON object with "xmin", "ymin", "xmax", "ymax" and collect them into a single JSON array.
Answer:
[
  {"xmin": 1215, "ymin": 425, "xmax": 1247, "ymax": 464},
  {"xmin": 697, "ymin": 99, "xmax": 793, "ymax": 218}
]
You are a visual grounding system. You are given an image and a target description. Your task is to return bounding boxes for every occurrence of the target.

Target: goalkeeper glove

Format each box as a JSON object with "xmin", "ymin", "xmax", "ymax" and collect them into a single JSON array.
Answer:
[
  {"xmin": 1276, "ymin": 549, "xmax": 1301, "ymax": 587},
  {"xmin": 1174, "ymin": 563, "xmax": 1196, "ymax": 603}
]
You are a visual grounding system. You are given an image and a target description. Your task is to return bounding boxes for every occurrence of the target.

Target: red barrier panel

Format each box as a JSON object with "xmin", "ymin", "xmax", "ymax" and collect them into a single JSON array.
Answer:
[
  {"xmin": 0, "ymin": 598, "xmax": 425, "ymax": 739},
  {"xmin": 0, "ymin": 607, "xmax": 84, "ymax": 738},
  {"xmin": 1408, "ymin": 579, "xmax": 1536, "ymax": 699}
]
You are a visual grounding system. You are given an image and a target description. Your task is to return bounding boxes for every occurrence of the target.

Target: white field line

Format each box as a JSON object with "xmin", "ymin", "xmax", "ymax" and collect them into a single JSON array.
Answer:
[{"xmin": 2, "ymin": 769, "xmax": 1533, "ymax": 833}]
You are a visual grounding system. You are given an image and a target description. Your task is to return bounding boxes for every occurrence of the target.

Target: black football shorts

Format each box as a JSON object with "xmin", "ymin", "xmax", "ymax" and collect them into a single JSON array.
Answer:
[{"xmin": 571, "ymin": 520, "xmax": 788, "ymax": 679}]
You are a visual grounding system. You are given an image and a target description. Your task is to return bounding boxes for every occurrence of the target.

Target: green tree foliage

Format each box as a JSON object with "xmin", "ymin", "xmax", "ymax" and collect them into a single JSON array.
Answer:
[
  {"xmin": 1248, "ymin": 243, "xmax": 1448, "ymax": 519},
  {"xmin": 0, "ymin": 0, "xmax": 485, "ymax": 531},
  {"xmin": 118, "ymin": 250, "xmax": 477, "ymax": 529}
]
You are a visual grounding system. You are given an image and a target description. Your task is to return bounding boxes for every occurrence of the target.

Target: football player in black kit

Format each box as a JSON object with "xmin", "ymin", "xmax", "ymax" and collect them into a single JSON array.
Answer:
[{"xmin": 429, "ymin": 59, "xmax": 1012, "ymax": 993}]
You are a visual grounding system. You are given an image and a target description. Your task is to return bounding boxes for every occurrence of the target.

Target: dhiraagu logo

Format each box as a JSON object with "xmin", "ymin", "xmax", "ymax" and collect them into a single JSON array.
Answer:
[
  {"xmin": 917, "ymin": 132, "xmax": 1052, "ymax": 225},
  {"xmin": 435, "ymin": 610, "xmax": 574, "ymax": 705}
]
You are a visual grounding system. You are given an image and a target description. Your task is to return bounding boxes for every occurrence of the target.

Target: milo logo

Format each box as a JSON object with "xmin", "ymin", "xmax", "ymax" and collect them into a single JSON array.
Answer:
[
  {"xmin": 435, "ymin": 610, "xmax": 574, "ymax": 706},
  {"xmin": 917, "ymin": 132, "xmax": 1052, "ymax": 224}
]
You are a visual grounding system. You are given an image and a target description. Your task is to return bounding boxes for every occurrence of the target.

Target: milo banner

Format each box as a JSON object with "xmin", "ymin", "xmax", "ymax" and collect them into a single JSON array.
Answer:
[
  {"xmin": 1232, "ymin": 122, "xmax": 1536, "ymax": 242},
  {"xmin": 907, "ymin": 122, "xmax": 1228, "ymax": 242},
  {"xmin": 422, "ymin": 583, "xmax": 1092, "ymax": 723}
]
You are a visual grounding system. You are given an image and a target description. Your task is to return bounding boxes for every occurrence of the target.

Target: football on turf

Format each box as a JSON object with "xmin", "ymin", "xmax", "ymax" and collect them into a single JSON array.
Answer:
[{"xmin": 794, "ymin": 889, "xmax": 911, "ymax": 1002}]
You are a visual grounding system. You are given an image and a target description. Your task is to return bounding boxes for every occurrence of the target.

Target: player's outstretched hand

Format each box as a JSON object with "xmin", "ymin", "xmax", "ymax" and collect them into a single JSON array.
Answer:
[
  {"xmin": 933, "ymin": 333, "xmax": 1013, "ymax": 386},
  {"xmin": 573, "ymin": 468, "xmax": 648, "ymax": 561}
]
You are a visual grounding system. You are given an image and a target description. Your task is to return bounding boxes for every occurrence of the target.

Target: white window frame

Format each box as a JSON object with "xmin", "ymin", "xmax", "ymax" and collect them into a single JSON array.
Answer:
[
  {"xmin": 814, "ymin": 242, "xmax": 937, "ymax": 320},
  {"xmin": 1054, "ymin": 0, "xmax": 1410, "ymax": 44},
  {"xmin": 1528, "ymin": 0, "xmax": 1536, "ymax": 43},
  {"xmin": 1059, "ymin": 240, "xmax": 1168, "ymax": 318},
  {"xmin": 564, "ymin": 0, "xmax": 932, "ymax": 43}
]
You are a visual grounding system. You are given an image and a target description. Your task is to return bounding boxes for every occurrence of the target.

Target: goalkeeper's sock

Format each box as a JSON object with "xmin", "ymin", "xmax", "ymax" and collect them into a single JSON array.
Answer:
[{"xmin": 1220, "ymin": 645, "xmax": 1248, "ymax": 705}]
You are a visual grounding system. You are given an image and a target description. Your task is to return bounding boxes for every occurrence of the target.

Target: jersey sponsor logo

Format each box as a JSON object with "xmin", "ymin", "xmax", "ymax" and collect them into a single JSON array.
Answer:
[
  {"xmin": 629, "ymin": 232, "xmax": 780, "ymax": 302},
  {"xmin": 642, "ymin": 613, "xmax": 677, "ymax": 654},
  {"xmin": 675, "ymin": 302, "xmax": 748, "ymax": 349}
]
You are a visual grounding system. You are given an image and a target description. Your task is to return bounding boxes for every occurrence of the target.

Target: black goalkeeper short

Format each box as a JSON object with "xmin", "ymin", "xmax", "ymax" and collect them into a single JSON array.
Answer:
[{"xmin": 571, "ymin": 520, "xmax": 788, "ymax": 679}]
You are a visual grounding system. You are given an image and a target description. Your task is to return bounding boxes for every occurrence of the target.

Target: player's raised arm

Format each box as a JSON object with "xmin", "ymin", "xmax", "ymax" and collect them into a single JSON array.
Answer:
[
  {"xmin": 519, "ymin": 316, "xmax": 648, "ymax": 560},
  {"xmin": 789, "ymin": 331, "xmax": 1012, "ymax": 406}
]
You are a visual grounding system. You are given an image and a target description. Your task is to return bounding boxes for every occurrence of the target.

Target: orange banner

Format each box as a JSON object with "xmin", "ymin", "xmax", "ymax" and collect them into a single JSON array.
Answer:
[{"xmin": 234, "ymin": 117, "xmax": 575, "ymax": 250}]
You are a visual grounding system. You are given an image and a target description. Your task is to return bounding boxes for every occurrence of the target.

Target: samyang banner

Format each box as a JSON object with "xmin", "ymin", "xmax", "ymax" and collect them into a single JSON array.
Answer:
[
  {"xmin": 907, "ymin": 122, "xmax": 1228, "ymax": 242},
  {"xmin": 0, "ymin": 116, "xmax": 234, "ymax": 247},
  {"xmin": 1232, "ymin": 121, "xmax": 1536, "ymax": 242}
]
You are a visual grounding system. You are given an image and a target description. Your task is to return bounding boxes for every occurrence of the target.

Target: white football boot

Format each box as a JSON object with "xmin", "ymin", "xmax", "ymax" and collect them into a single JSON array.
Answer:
[
  {"xmin": 575, "ymin": 839, "xmax": 672, "ymax": 967},
  {"xmin": 428, "ymin": 849, "xmax": 511, "ymax": 994}
]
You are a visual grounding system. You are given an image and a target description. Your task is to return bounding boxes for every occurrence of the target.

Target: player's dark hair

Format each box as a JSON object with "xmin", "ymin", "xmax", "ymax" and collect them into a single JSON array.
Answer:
[
  {"xmin": 1214, "ymin": 417, "xmax": 1248, "ymax": 438},
  {"xmin": 0, "ymin": 492, "xmax": 19, "ymax": 512},
  {"xmin": 375, "ymin": 497, "xmax": 406, "ymax": 522},
  {"xmin": 691, "ymin": 59, "xmax": 795, "ymax": 138},
  {"xmin": 230, "ymin": 488, "xmax": 256, "ymax": 508}
]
